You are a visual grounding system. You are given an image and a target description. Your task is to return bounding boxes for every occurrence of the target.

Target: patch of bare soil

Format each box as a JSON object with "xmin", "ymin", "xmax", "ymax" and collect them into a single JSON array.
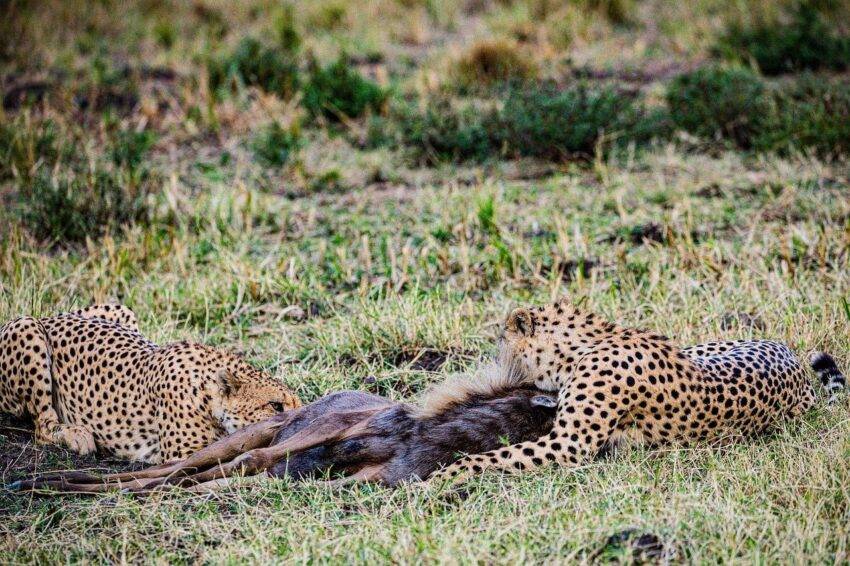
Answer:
[{"xmin": 0, "ymin": 414, "xmax": 140, "ymax": 486}]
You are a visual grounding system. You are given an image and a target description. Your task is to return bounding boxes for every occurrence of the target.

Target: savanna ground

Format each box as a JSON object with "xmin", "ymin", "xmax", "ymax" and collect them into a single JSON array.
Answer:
[{"xmin": 1, "ymin": 0, "xmax": 849, "ymax": 562}]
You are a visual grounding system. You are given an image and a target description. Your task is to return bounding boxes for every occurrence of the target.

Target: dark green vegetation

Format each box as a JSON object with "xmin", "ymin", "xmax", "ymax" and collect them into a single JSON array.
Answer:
[
  {"xmin": 1, "ymin": 0, "xmax": 849, "ymax": 562},
  {"xmin": 716, "ymin": 3, "xmax": 850, "ymax": 75}
]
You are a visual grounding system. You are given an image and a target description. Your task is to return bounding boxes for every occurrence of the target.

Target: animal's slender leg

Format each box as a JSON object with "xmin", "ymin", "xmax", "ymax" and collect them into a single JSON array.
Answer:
[
  {"xmin": 19, "ymin": 417, "xmax": 287, "ymax": 493},
  {"xmin": 144, "ymin": 408, "xmax": 382, "ymax": 490}
]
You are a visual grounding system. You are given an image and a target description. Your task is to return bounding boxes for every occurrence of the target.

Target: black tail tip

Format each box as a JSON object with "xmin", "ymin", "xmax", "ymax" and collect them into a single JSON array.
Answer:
[{"xmin": 809, "ymin": 352, "xmax": 840, "ymax": 373}]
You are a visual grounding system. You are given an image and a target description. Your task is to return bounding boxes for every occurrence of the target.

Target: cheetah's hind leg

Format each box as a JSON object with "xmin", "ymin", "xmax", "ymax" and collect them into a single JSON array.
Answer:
[{"xmin": 0, "ymin": 317, "xmax": 96, "ymax": 456}]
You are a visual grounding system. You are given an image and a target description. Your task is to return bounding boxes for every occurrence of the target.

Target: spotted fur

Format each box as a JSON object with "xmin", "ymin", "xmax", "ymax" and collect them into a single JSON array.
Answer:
[
  {"xmin": 432, "ymin": 298, "xmax": 845, "ymax": 481},
  {"xmin": 0, "ymin": 305, "xmax": 301, "ymax": 463}
]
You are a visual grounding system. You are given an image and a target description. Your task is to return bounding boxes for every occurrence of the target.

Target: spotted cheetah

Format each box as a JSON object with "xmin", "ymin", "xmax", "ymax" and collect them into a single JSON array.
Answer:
[
  {"xmin": 432, "ymin": 298, "xmax": 845, "ymax": 481},
  {"xmin": 0, "ymin": 305, "xmax": 301, "ymax": 463}
]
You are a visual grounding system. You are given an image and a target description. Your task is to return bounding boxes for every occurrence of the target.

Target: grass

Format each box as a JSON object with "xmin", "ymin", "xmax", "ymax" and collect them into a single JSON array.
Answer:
[{"xmin": 1, "ymin": 0, "xmax": 850, "ymax": 563}]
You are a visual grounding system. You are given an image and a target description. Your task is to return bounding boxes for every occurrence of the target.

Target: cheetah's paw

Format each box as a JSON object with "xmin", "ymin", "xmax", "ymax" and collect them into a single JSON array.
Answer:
[{"xmin": 54, "ymin": 425, "xmax": 97, "ymax": 456}]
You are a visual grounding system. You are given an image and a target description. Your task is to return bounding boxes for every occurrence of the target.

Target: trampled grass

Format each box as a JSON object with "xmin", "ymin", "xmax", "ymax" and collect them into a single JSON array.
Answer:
[{"xmin": 1, "ymin": 0, "xmax": 849, "ymax": 563}]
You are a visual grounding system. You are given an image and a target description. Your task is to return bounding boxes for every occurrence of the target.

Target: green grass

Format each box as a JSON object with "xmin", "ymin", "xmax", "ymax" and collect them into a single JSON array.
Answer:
[{"xmin": 1, "ymin": 0, "xmax": 850, "ymax": 562}]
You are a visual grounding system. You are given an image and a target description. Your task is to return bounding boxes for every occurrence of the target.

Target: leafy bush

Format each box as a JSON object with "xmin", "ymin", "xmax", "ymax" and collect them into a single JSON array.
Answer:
[
  {"xmin": 757, "ymin": 76, "xmax": 850, "ymax": 156},
  {"xmin": 11, "ymin": 125, "xmax": 159, "ymax": 244},
  {"xmin": 716, "ymin": 4, "xmax": 850, "ymax": 75},
  {"xmin": 383, "ymin": 98, "xmax": 497, "ymax": 163},
  {"xmin": 208, "ymin": 37, "xmax": 300, "ymax": 97},
  {"xmin": 498, "ymin": 82, "xmax": 666, "ymax": 158},
  {"xmin": 666, "ymin": 66, "xmax": 770, "ymax": 148},
  {"xmin": 16, "ymin": 168, "xmax": 153, "ymax": 244},
  {"xmin": 303, "ymin": 57, "xmax": 386, "ymax": 121},
  {"xmin": 251, "ymin": 122, "xmax": 302, "ymax": 167},
  {"xmin": 451, "ymin": 39, "xmax": 537, "ymax": 92}
]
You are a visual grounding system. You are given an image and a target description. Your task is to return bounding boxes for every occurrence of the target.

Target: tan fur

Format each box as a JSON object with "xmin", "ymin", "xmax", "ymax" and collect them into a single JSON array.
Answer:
[
  {"xmin": 416, "ymin": 353, "xmax": 524, "ymax": 418},
  {"xmin": 0, "ymin": 304, "xmax": 301, "ymax": 463},
  {"xmin": 432, "ymin": 298, "xmax": 832, "ymax": 483}
]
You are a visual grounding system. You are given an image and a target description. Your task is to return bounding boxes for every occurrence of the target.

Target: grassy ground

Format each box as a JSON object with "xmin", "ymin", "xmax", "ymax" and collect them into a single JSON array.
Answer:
[{"xmin": 1, "ymin": 0, "xmax": 849, "ymax": 563}]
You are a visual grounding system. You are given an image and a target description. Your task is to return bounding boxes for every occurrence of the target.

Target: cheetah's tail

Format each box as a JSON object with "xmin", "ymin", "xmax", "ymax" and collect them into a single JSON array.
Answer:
[{"xmin": 809, "ymin": 352, "xmax": 846, "ymax": 404}]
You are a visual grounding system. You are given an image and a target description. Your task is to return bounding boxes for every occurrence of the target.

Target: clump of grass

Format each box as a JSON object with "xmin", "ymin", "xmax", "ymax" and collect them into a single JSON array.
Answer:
[
  {"xmin": 578, "ymin": 0, "xmax": 635, "ymax": 25},
  {"xmin": 716, "ymin": 4, "xmax": 850, "ymax": 75},
  {"xmin": 386, "ymin": 97, "xmax": 497, "ymax": 163},
  {"xmin": 450, "ymin": 39, "xmax": 537, "ymax": 92},
  {"xmin": 667, "ymin": 67, "xmax": 850, "ymax": 156},
  {"xmin": 303, "ymin": 56, "xmax": 386, "ymax": 121},
  {"xmin": 17, "ymin": 168, "xmax": 153, "ymax": 244},
  {"xmin": 12, "ymin": 126, "xmax": 159, "ymax": 245},
  {"xmin": 208, "ymin": 37, "xmax": 300, "ymax": 98},
  {"xmin": 108, "ymin": 129, "xmax": 158, "ymax": 171},
  {"xmin": 272, "ymin": 5, "xmax": 301, "ymax": 53},
  {"xmin": 666, "ymin": 66, "xmax": 770, "ymax": 149},
  {"xmin": 307, "ymin": 2, "xmax": 347, "ymax": 31},
  {"xmin": 0, "ymin": 116, "xmax": 60, "ymax": 180},
  {"xmin": 498, "ymin": 82, "xmax": 667, "ymax": 159},
  {"xmin": 757, "ymin": 76, "xmax": 850, "ymax": 156},
  {"xmin": 251, "ymin": 121, "xmax": 302, "ymax": 167},
  {"xmin": 376, "ymin": 82, "xmax": 667, "ymax": 163}
]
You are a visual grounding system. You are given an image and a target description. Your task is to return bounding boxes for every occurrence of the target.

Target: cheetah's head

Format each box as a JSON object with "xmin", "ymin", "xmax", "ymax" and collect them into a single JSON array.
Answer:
[
  {"xmin": 498, "ymin": 298, "xmax": 611, "ymax": 392},
  {"xmin": 208, "ymin": 364, "xmax": 301, "ymax": 434}
]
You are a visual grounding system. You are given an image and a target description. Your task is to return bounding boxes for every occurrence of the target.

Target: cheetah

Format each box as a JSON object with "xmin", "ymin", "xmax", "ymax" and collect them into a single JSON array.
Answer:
[
  {"xmin": 432, "ymin": 298, "xmax": 845, "ymax": 482},
  {"xmin": 0, "ymin": 304, "xmax": 301, "ymax": 463}
]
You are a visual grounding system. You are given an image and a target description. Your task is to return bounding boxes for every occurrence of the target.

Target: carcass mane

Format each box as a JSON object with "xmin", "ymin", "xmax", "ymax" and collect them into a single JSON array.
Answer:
[{"xmin": 416, "ymin": 346, "xmax": 525, "ymax": 418}]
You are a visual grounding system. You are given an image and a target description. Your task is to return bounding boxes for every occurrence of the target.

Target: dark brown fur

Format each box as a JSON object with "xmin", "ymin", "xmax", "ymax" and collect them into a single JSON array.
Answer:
[
  {"xmin": 13, "ymin": 383, "xmax": 557, "ymax": 492},
  {"xmin": 269, "ymin": 386, "xmax": 557, "ymax": 485}
]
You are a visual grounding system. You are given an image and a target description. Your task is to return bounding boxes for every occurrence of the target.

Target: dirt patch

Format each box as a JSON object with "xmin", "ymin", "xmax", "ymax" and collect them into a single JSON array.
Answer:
[
  {"xmin": 0, "ymin": 414, "xmax": 139, "ymax": 486},
  {"xmin": 340, "ymin": 347, "xmax": 478, "ymax": 372},
  {"xmin": 539, "ymin": 258, "xmax": 601, "ymax": 283},
  {"xmin": 391, "ymin": 348, "xmax": 477, "ymax": 372},
  {"xmin": 593, "ymin": 529, "xmax": 669, "ymax": 562},
  {"xmin": 720, "ymin": 312, "xmax": 767, "ymax": 332}
]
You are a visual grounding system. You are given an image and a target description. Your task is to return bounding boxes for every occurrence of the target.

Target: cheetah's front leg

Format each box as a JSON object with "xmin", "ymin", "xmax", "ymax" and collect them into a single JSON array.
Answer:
[{"xmin": 431, "ymin": 377, "xmax": 626, "ymax": 483}]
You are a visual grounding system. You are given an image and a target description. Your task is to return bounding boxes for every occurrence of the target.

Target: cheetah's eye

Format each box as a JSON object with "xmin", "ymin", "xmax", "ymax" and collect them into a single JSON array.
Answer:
[{"xmin": 269, "ymin": 401, "xmax": 285, "ymax": 412}]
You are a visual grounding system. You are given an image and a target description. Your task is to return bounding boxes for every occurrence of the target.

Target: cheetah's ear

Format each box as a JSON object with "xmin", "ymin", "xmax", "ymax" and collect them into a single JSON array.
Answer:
[
  {"xmin": 214, "ymin": 368, "xmax": 242, "ymax": 397},
  {"xmin": 530, "ymin": 395, "xmax": 558, "ymax": 410},
  {"xmin": 506, "ymin": 308, "xmax": 535, "ymax": 337}
]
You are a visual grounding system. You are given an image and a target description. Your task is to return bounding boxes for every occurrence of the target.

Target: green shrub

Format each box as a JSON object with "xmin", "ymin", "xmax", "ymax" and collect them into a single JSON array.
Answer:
[
  {"xmin": 16, "ymin": 168, "xmax": 154, "ymax": 244},
  {"xmin": 386, "ymin": 98, "xmax": 497, "ymax": 163},
  {"xmin": 208, "ymin": 37, "xmax": 300, "ymax": 98},
  {"xmin": 251, "ymin": 122, "xmax": 302, "ymax": 167},
  {"xmin": 666, "ymin": 66, "xmax": 770, "ymax": 148},
  {"xmin": 303, "ymin": 57, "xmax": 386, "ymax": 121},
  {"xmin": 757, "ymin": 76, "xmax": 850, "ymax": 156},
  {"xmin": 716, "ymin": 4, "xmax": 850, "ymax": 75},
  {"xmin": 11, "ymin": 124, "xmax": 159, "ymax": 245},
  {"xmin": 498, "ymin": 82, "xmax": 666, "ymax": 158}
]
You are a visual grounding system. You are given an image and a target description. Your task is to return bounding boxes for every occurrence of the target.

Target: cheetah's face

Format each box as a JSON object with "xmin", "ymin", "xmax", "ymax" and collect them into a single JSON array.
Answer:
[
  {"xmin": 211, "ymin": 370, "xmax": 301, "ymax": 433},
  {"xmin": 499, "ymin": 301, "xmax": 589, "ymax": 392}
]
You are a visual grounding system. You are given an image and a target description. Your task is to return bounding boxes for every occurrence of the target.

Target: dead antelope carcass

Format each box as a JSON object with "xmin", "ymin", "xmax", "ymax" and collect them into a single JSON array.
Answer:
[{"xmin": 13, "ymin": 369, "xmax": 558, "ymax": 493}]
